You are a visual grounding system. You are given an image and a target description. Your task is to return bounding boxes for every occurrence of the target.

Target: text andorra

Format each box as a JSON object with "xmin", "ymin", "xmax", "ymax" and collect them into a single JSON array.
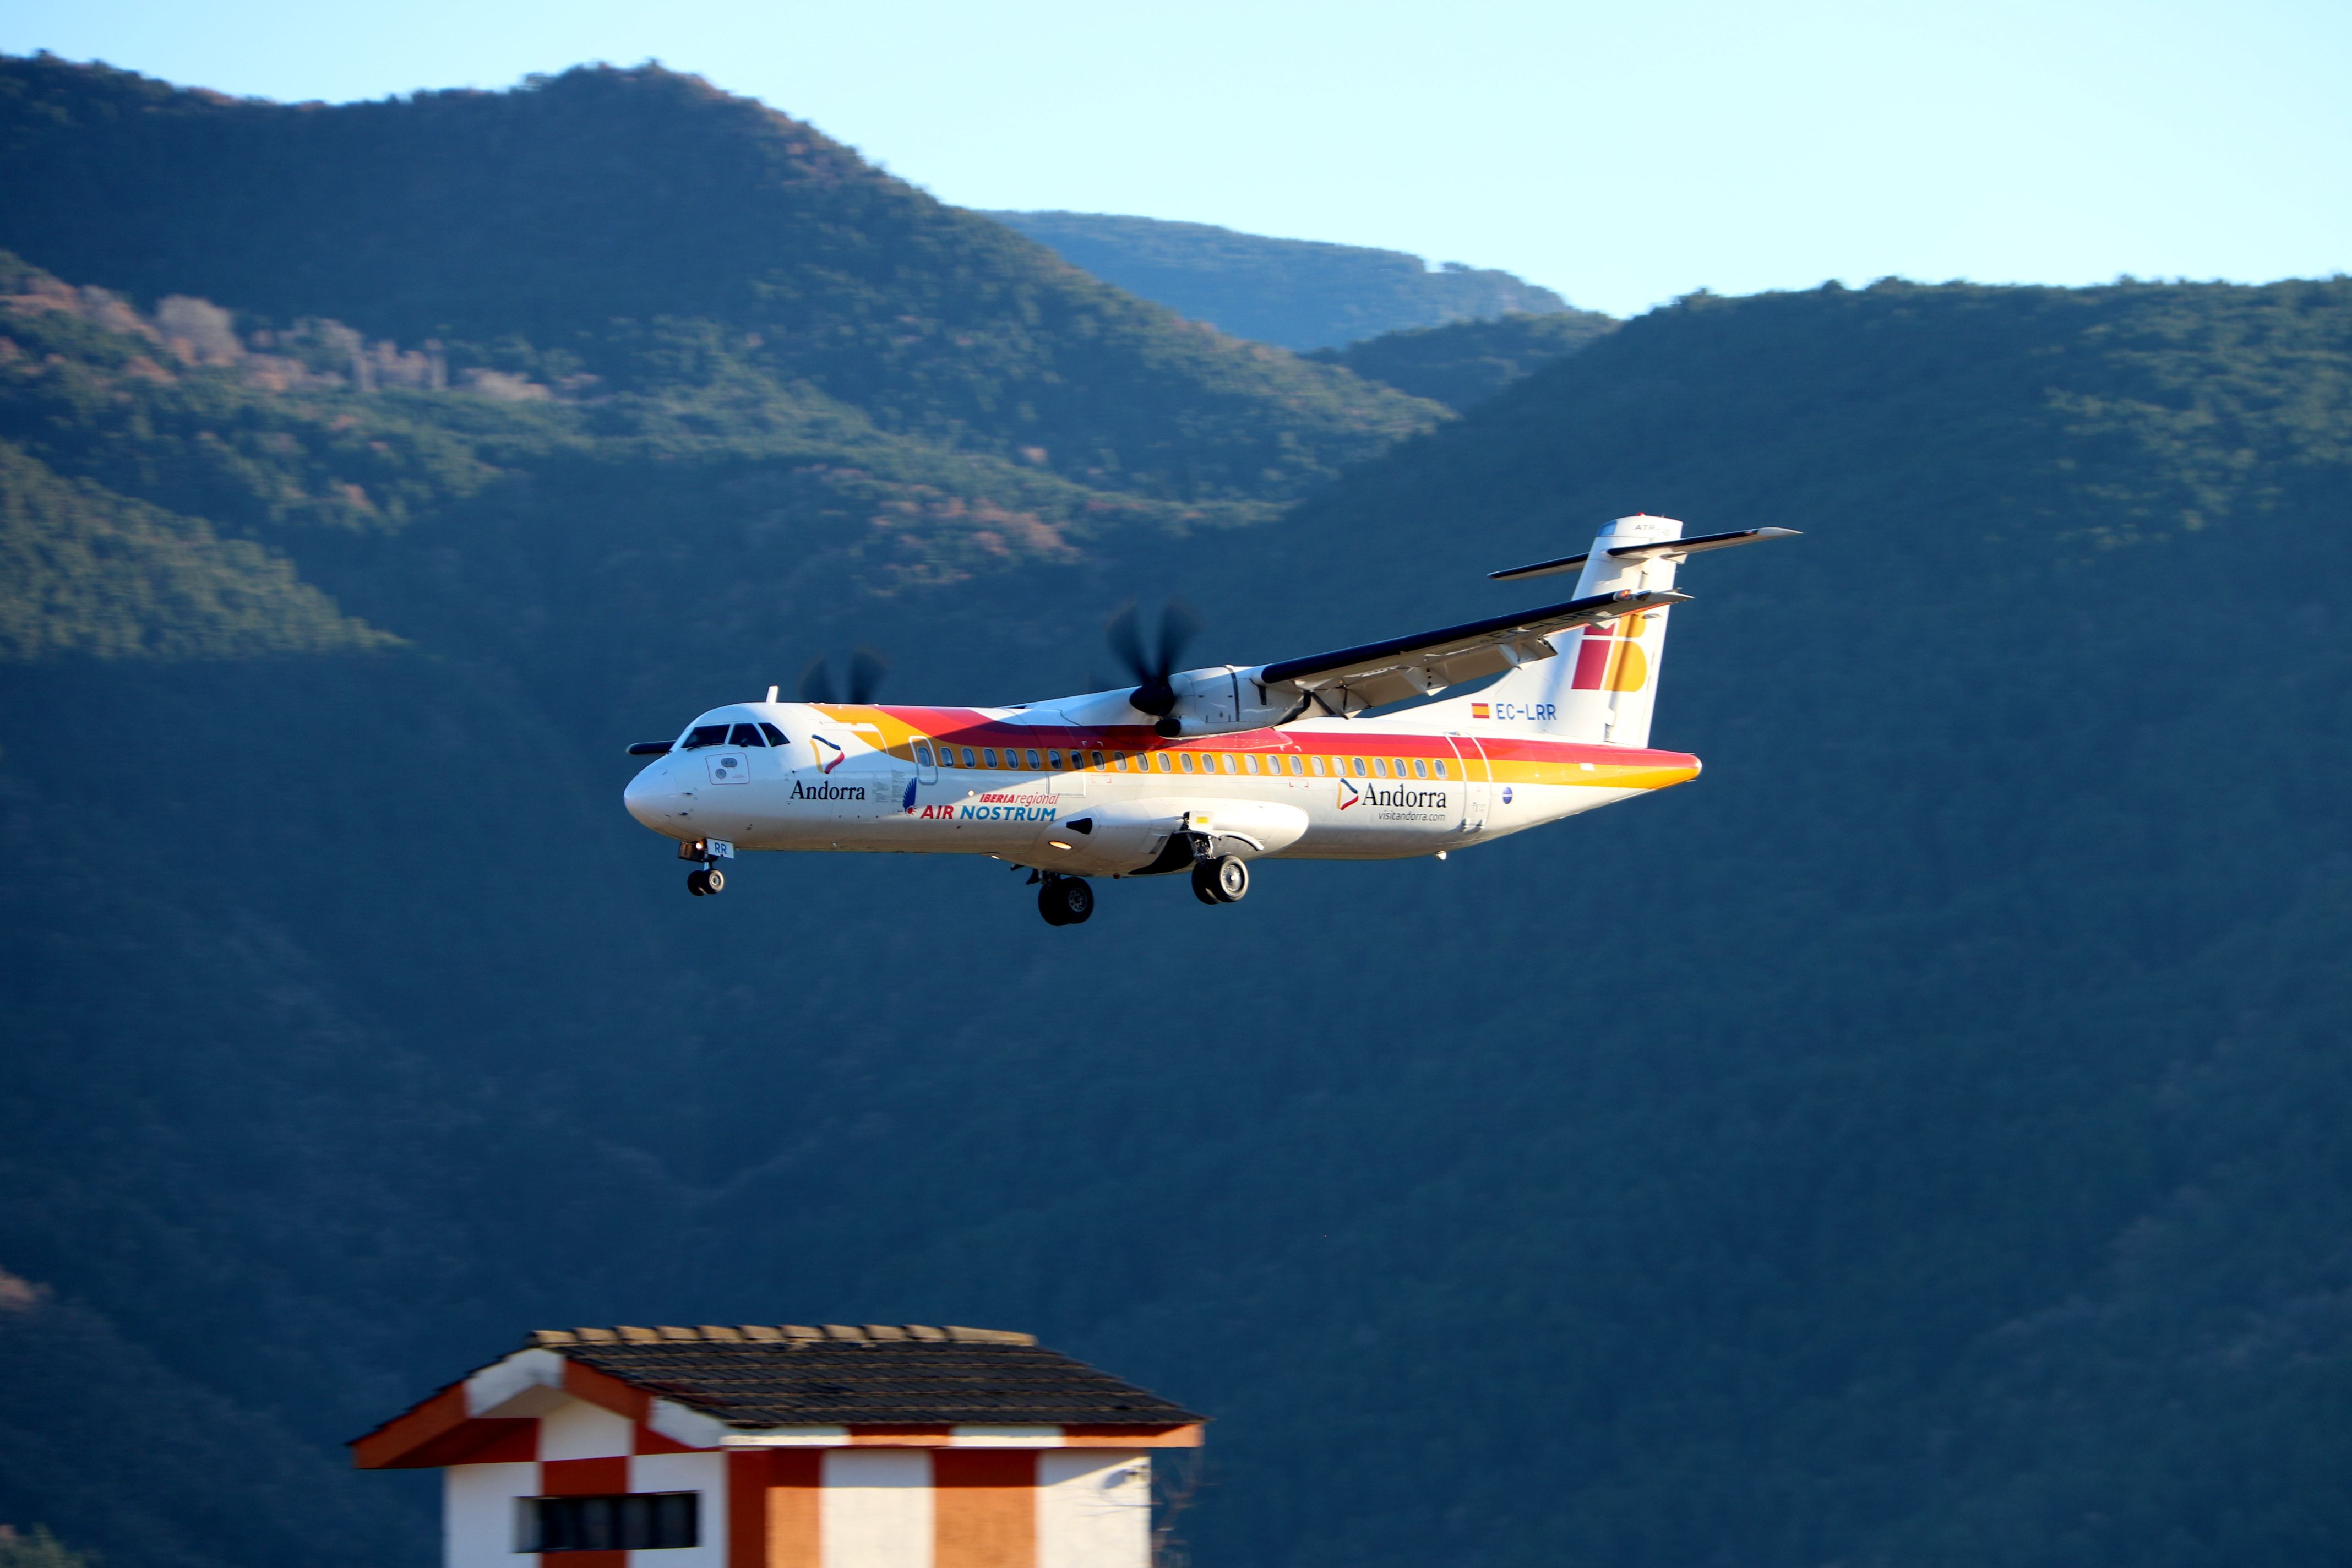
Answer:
[
  {"xmin": 792, "ymin": 780, "xmax": 868, "ymax": 801},
  {"xmin": 1360, "ymin": 784, "xmax": 1448, "ymax": 809}
]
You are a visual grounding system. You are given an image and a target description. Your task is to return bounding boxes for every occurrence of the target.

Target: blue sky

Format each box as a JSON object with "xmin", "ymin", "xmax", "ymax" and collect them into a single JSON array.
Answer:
[{"xmin": 4, "ymin": 0, "xmax": 2345, "ymax": 317}]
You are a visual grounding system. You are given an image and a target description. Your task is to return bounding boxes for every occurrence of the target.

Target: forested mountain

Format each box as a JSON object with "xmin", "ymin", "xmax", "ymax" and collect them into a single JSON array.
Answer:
[
  {"xmin": 0, "ymin": 55, "xmax": 1440, "ymax": 504},
  {"xmin": 985, "ymin": 210, "xmax": 1575, "ymax": 350},
  {"xmin": 1304, "ymin": 309, "xmax": 1619, "ymax": 410},
  {"xmin": 4, "ymin": 52, "xmax": 2352, "ymax": 1568}
]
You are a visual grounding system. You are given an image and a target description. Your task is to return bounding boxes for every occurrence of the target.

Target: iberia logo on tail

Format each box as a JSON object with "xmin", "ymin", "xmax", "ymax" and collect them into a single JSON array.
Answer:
[{"xmin": 1573, "ymin": 615, "xmax": 1652, "ymax": 692}]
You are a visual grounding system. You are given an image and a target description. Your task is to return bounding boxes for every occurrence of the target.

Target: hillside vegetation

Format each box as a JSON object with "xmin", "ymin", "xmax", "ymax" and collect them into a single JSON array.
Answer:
[
  {"xmin": 1305, "ymin": 308, "xmax": 1619, "ymax": 410},
  {"xmin": 3, "ymin": 53, "xmax": 2351, "ymax": 1568},
  {"xmin": 0, "ymin": 55, "xmax": 1441, "ymax": 505},
  {"xmin": 987, "ymin": 209, "xmax": 1575, "ymax": 350}
]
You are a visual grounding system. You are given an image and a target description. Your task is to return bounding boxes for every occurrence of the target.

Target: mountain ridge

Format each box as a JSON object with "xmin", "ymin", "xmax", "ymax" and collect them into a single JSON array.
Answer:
[
  {"xmin": 986, "ymin": 208, "xmax": 1577, "ymax": 350},
  {"xmin": 0, "ymin": 54, "xmax": 1442, "ymax": 505}
]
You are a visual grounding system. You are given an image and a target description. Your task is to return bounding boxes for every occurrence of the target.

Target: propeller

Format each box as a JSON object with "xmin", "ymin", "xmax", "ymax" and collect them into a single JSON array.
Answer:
[
  {"xmin": 796, "ymin": 647, "xmax": 891, "ymax": 704},
  {"xmin": 1106, "ymin": 600, "xmax": 1201, "ymax": 729}
]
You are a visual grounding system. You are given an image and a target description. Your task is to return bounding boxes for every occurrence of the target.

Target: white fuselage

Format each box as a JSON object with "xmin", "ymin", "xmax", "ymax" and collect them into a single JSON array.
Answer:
[{"xmin": 623, "ymin": 699, "xmax": 1700, "ymax": 878}]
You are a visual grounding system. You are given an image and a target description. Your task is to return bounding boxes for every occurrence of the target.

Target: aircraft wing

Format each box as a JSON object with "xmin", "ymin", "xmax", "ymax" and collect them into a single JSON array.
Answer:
[{"xmin": 1257, "ymin": 587, "xmax": 1689, "ymax": 714}]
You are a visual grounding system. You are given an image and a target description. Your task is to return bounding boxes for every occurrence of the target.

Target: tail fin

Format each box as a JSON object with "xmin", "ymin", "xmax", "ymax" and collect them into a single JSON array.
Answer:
[
  {"xmin": 1499, "ymin": 514, "xmax": 1689, "ymax": 747},
  {"xmin": 1476, "ymin": 516, "xmax": 1800, "ymax": 744}
]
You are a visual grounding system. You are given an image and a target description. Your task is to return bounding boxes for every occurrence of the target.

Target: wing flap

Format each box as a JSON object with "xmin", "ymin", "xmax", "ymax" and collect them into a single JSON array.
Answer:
[{"xmin": 1259, "ymin": 587, "xmax": 1689, "ymax": 711}]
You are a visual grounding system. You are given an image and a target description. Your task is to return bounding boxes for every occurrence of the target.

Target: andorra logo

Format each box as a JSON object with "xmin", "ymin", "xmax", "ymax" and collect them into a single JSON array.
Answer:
[
  {"xmin": 1337, "ymin": 778, "xmax": 1360, "ymax": 811},
  {"xmin": 810, "ymin": 735, "xmax": 847, "ymax": 774}
]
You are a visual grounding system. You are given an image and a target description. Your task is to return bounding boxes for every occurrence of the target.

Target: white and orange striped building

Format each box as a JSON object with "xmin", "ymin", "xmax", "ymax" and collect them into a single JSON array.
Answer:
[{"xmin": 353, "ymin": 1324, "xmax": 1204, "ymax": 1568}]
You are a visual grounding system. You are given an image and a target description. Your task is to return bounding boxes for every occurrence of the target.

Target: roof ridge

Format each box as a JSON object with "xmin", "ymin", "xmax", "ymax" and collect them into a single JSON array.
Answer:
[{"xmin": 529, "ymin": 1322, "xmax": 1037, "ymax": 1348}]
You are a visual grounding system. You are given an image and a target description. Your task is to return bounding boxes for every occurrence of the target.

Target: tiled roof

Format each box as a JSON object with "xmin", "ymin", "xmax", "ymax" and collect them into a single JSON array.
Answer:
[{"xmin": 529, "ymin": 1324, "xmax": 1202, "ymax": 1428}]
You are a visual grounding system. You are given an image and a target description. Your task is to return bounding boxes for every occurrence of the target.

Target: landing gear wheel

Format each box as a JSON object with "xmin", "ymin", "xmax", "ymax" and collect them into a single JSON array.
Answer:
[
  {"xmin": 687, "ymin": 867, "xmax": 724, "ymax": 896},
  {"xmin": 1193, "ymin": 854, "xmax": 1250, "ymax": 904},
  {"xmin": 1038, "ymin": 878, "xmax": 1093, "ymax": 926},
  {"xmin": 687, "ymin": 869, "xmax": 709, "ymax": 896}
]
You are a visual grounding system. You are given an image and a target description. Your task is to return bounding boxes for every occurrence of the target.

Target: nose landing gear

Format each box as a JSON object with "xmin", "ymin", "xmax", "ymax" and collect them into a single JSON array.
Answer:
[
  {"xmin": 679, "ymin": 837, "xmax": 732, "ymax": 896},
  {"xmin": 1037, "ymin": 875, "xmax": 1095, "ymax": 927}
]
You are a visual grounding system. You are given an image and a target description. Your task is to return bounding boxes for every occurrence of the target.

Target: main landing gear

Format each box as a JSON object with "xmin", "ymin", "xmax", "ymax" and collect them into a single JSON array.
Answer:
[
  {"xmin": 1191, "ymin": 854, "xmax": 1249, "ymax": 906},
  {"xmin": 1038, "ymin": 875, "xmax": 1095, "ymax": 927}
]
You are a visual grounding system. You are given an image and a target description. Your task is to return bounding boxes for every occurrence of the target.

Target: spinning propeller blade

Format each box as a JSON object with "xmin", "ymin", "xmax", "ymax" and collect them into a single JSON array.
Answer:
[
  {"xmin": 847, "ymin": 647, "xmax": 890, "ymax": 705},
  {"xmin": 797, "ymin": 648, "xmax": 891, "ymax": 705},
  {"xmin": 1106, "ymin": 600, "xmax": 1200, "ymax": 719}
]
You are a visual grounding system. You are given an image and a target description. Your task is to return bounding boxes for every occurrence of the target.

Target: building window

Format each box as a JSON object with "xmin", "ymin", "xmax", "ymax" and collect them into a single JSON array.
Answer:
[{"xmin": 521, "ymin": 1493, "xmax": 699, "ymax": 1553}]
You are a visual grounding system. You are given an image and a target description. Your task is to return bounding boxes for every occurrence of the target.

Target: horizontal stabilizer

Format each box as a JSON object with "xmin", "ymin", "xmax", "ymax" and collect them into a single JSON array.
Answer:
[{"xmin": 1489, "ymin": 526, "xmax": 1801, "ymax": 583}]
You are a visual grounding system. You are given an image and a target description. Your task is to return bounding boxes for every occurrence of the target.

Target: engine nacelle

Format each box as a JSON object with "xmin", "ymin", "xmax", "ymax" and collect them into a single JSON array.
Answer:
[{"xmin": 1149, "ymin": 665, "xmax": 1306, "ymax": 738}]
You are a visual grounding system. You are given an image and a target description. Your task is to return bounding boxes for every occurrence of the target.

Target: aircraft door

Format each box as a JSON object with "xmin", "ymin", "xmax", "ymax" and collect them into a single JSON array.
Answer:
[
  {"xmin": 913, "ymin": 737, "xmax": 940, "ymax": 784},
  {"xmin": 1447, "ymin": 736, "xmax": 1491, "ymax": 834}
]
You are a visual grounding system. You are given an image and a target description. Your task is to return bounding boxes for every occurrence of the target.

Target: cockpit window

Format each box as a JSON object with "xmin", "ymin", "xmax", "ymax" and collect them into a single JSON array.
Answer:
[
  {"xmin": 728, "ymin": 723, "xmax": 766, "ymax": 747},
  {"xmin": 682, "ymin": 724, "xmax": 731, "ymax": 749},
  {"xmin": 759, "ymin": 723, "xmax": 788, "ymax": 747}
]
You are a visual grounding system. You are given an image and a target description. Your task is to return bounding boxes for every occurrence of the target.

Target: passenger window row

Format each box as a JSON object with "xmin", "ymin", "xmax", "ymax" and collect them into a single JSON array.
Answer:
[{"xmin": 906, "ymin": 741, "xmax": 1451, "ymax": 780}]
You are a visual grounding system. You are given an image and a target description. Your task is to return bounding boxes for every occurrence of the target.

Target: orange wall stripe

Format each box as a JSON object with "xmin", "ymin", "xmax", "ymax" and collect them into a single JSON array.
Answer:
[
  {"xmin": 842, "ymin": 1425, "xmax": 955, "ymax": 1445},
  {"xmin": 933, "ymin": 1451, "xmax": 1036, "ymax": 1568},
  {"xmin": 765, "ymin": 1451, "xmax": 822, "ymax": 1568},
  {"xmin": 1062, "ymin": 1424, "xmax": 1205, "ymax": 1448}
]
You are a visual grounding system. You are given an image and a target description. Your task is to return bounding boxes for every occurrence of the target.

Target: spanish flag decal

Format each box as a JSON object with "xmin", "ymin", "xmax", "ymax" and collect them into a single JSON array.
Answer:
[{"xmin": 1471, "ymin": 703, "xmax": 1491, "ymax": 718}]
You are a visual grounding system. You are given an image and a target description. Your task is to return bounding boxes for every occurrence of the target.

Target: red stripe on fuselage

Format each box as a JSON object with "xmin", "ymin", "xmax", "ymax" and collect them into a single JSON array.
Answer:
[{"xmin": 859, "ymin": 706, "xmax": 1696, "ymax": 771}]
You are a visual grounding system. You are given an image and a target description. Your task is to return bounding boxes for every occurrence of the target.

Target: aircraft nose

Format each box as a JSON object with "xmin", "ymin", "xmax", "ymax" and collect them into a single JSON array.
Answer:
[{"xmin": 624, "ymin": 761, "xmax": 679, "ymax": 829}]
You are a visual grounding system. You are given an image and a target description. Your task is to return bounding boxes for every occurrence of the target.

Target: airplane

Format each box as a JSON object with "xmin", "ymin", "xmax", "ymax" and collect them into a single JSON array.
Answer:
[{"xmin": 622, "ymin": 515, "xmax": 1795, "ymax": 925}]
